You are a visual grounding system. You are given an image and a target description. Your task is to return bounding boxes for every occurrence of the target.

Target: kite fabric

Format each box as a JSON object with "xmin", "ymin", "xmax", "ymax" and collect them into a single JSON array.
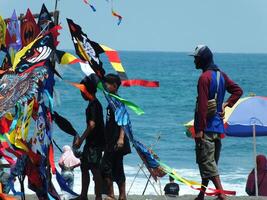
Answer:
[
  {"xmin": 112, "ymin": 9, "xmax": 122, "ymax": 25},
  {"xmin": 6, "ymin": 10, "xmax": 22, "ymax": 64},
  {"xmin": 38, "ymin": 4, "xmax": 55, "ymax": 33},
  {"xmin": 83, "ymin": 0, "xmax": 96, "ymax": 12},
  {"xmin": 100, "ymin": 44, "xmax": 160, "ymax": 87},
  {"xmin": 13, "ymin": 33, "xmax": 55, "ymax": 74},
  {"xmin": 21, "ymin": 9, "xmax": 40, "ymax": 47},
  {"xmin": 66, "ymin": 18, "xmax": 106, "ymax": 78},
  {"xmin": 0, "ymin": 15, "xmax": 6, "ymax": 47}
]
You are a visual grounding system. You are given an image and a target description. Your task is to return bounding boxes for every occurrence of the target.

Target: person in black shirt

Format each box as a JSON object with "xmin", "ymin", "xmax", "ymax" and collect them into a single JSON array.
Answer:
[
  {"xmin": 101, "ymin": 74, "xmax": 131, "ymax": 200},
  {"xmin": 164, "ymin": 176, "xmax": 180, "ymax": 197},
  {"xmin": 72, "ymin": 75, "xmax": 105, "ymax": 200}
]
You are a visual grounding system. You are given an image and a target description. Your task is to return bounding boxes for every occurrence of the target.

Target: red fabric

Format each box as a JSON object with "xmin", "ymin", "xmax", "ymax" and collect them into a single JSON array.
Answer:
[
  {"xmin": 104, "ymin": 50, "xmax": 121, "ymax": 63},
  {"xmin": 25, "ymin": 151, "xmax": 43, "ymax": 189},
  {"xmin": 196, "ymin": 71, "xmax": 243, "ymax": 131},
  {"xmin": 122, "ymin": 79, "xmax": 159, "ymax": 88},
  {"xmin": 47, "ymin": 25, "xmax": 62, "ymax": 47},
  {"xmin": 49, "ymin": 144, "xmax": 56, "ymax": 174},
  {"xmin": 0, "ymin": 117, "xmax": 12, "ymax": 133},
  {"xmin": 246, "ymin": 155, "xmax": 267, "ymax": 196},
  {"xmin": 21, "ymin": 9, "xmax": 40, "ymax": 47},
  {"xmin": 191, "ymin": 185, "xmax": 236, "ymax": 196},
  {"xmin": 18, "ymin": 61, "xmax": 46, "ymax": 76}
]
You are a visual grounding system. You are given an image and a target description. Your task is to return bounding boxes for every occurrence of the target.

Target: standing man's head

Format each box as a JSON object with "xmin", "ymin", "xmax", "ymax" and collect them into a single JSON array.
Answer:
[
  {"xmin": 104, "ymin": 73, "xmax": 121, "ymax": 94},
  {"xmin": 169, "ymin": 176, "xmax": 174, "ymax": 183},
  {"xmin": 190, "ymin": 45, "xmax": 214, "ymax": 71},
  {"xmin": 80, "ymin": 75, "xmax": 98, "ymax": 101}
]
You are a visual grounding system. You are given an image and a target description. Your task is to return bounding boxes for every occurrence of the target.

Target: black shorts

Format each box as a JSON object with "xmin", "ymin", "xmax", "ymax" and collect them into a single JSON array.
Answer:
[
  {"xmin": 81, "ymin": 145, "xmax": 102, "ymax": 170},
  {"xmin": 101, "ymin": 151, "xmax": 125, "ymax": 185}
]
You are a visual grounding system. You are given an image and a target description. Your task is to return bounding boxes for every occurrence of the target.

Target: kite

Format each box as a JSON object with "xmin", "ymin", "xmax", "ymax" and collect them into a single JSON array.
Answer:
[
  {"xmin": 13, "ymin": 33, "xmax": 55, "ymax": 74},
  {"xmin": 112, "ymin": 9, "xmax": 122, "ymax": 26},
  {"xmin": 83, "ymin": 0, "xmax": 96, "ymax": 12},
  {"xmin": 99, "ymin": 44, "xmax": 159, "ymax": 87},
  {"xmin": 66, "ymin": 18, "xmax": 105, "ymax": 78},
  {"xmin": 0, "ymin": 68, "xmax": 48, "ymax": 118},
  {"xmin": 38, "ymin": 4, "xmax": 55, "ymax": 33},
  {"xmin": 6, "ymin": 10, "xmax": 22, "ymax": 63},
  {"xmin": 21, "ymin": 9, "xmax": 40, "ymax": 47},
  {"xmin": 0, "ymin": 15, "xmax": 6, "ymax": 48}
]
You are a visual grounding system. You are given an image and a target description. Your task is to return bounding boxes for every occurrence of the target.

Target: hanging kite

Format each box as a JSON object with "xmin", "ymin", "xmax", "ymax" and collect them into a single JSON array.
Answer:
[
  {"xmin": 38, "ymin": 4, "xmax": 55, "ymax": 33},
  {"xmin": 100, "ymin": 44, "xmax": 159, "ymax": 87},
  {"xmin": 6, "ymin": 10, "xmax": 22, "ymax": 64},
  {"xmin": 111, "ymin": 9, "xmax": 122, "ymax": 26},
  {"xmin": 67, "ymin": 19, "xmax": 159, "ymax": 87},
  {"xmin": 109, "ymin": 0, "xmax": 123, "ymax": 25},
  {"xmin": 12, "ymin": 33, "xmax": 55, "ymax": 74},
  {"xmin": 21, "ymin": 9, "xmax": 40, "ymax": 47},
  {"xmin": 83, "ymin": 0, "xmax": 96, "ymax": 12},
  {"xmin": 0, "ymin": 15, "xmax": 6, "ymax": 48},
  {"xmin": 0, "ymin": 68, "xmax": 48, "ymax": 118},
  {"xmin": 66, "ymin": 18, "xmax": 105, "ymax": 78}
]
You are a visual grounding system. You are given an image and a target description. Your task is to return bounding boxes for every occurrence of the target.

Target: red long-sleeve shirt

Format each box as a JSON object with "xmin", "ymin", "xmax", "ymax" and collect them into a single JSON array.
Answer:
[{"xmin": 196, "ymin": 70, "xmax": 243, "ymax": 132}]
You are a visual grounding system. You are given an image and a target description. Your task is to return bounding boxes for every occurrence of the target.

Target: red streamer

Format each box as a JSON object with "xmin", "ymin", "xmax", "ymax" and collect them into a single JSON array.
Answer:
[{"xmin": 122, "ymin": 79, "xmax": 159, "ymax": 88}]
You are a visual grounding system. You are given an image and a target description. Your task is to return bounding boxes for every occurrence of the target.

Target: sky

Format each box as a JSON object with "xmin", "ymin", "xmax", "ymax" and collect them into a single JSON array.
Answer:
[{"xmin": 1, "ymin": 0, "xmax": 267, "ymax": 53}]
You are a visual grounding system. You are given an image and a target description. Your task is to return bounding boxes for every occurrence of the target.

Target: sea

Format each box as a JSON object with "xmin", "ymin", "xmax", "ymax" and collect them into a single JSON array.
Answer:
[{"xmin": 1, "ymin": 51, "xmax": 267, "ymax": 196}]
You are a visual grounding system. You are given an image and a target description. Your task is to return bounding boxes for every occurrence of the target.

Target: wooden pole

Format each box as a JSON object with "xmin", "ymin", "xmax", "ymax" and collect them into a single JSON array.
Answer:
[{"xmin": 253, "ymin": 124, "xmax": 259, "ymax": 196}]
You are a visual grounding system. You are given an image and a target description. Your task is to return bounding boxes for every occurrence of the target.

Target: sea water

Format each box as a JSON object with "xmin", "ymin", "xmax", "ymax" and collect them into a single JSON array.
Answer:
[{"xmin": 2, "ymin": 51, "xmax": 267, "ymax": 196}]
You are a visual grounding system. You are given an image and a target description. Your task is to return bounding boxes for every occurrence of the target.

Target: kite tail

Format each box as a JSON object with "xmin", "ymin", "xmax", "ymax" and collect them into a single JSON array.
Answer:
[
  {"xmin": 83, "ymin": 0, "xmax": 96, "ymax": 12},
  {"xmin": 158, "ymin": 161, "xmax": 236, "ymax": 196},
  {"xmin": 112, "ymin": 10, "xmax": 122, "ymax": 25}
]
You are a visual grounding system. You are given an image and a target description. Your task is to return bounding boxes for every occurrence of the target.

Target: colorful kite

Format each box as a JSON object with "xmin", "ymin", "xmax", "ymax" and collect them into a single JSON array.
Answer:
[
  {"xmin": 66, "ymin": 18, "xmax": 105, "ymax": 78},
  {"xmin": 83, "ymin": 0, "xmax": 96, "ymax": 12},
  {"xmin": 13, "ymin": 33, "xmax": 55, "ymax": 74},
  {"xmin": 67, "ymin": 19, "xmax": 159, "ymax": 87},
  {"xmin": 0, "ymin": 68, "xmax": 47, "ymax": 118},
  {"xmin": 6, "ymin": 10, "xmax": 22, "ymax": 63},
  {"xmin": 38, "ymin": 4, "xmax": 55, "ymax": 33},
  {"xmin": 112, "ymin": 9, "xmax": 122, "ymax": 26},
  {"xmin": 21, "ymin": 9, "xmax": 40, "ymax": 47},
  {"xmin": 0, "ymin": 16, "xmax": 6, "ymax": 48},
  {"xmin": 100, "ymin": 44, "xmax": 159, "ymax": 87}
]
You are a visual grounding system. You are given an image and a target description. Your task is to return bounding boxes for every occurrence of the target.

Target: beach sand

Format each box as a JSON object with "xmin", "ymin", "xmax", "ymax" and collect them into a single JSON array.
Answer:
[{"xmin": 19, "ymin": 195, "xmax": 267, "ymax": 200}]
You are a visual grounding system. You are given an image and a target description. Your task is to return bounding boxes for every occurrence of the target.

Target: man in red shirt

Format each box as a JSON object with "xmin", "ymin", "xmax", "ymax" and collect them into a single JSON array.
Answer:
[{"xmin": 191, "ymin": 45, "xmax": 243, "ymax": 200}]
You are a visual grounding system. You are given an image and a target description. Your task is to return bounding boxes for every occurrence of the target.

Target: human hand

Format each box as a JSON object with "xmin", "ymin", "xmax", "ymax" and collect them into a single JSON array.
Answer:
[
  {"xmin": 195, "ymin": 131, "xmax": 203, "ymax": 141},
  {"xmin": 74, "ymin": 136, "xmax": 81, "ymax": 148},
  {"xmin": 116, "ymin": 138, "xmax": 124, "ymax": 149},
  {"xmin": 219, "ymin": 102, "xmax": 229, "ymax": 119}
]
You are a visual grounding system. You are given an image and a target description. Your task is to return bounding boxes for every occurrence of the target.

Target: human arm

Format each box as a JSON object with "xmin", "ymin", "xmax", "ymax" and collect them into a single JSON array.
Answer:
[
  {"xmin": 195, "ymin": 75, "xmax": 210, "ymax": 138},
  {"xmin": 223, "ymin": 73, "xmax": 243, "ymax": 107},
  {"xmin": 117, "ymin": 127, "xmax": 125, "ymax": 149},
  {"xmin": 74, "ymin": 120, "xmax": 95, "ymax": 148}
]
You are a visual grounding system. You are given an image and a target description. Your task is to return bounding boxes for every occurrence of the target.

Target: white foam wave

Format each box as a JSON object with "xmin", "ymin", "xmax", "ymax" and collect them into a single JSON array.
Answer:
[{"xmin": 12, "ymin": 165, "xmax": 248, "ymax": 197}]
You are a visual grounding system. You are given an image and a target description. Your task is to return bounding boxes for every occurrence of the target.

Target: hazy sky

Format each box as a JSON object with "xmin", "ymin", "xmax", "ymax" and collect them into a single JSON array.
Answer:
[{"xmin": 1, "ymin": 0, "xmax": 267, "ymax": 53}]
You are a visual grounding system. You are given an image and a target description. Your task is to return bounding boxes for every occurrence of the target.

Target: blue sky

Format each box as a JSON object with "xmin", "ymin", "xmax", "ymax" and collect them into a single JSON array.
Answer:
[{"xmin": 1, "ymin": 0, "xmax": 267, "ymax": 53}]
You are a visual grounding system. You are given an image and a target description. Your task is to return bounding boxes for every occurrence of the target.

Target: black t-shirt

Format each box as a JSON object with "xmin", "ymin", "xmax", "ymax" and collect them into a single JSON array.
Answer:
[
  {"xmin": 105, "ymin": 105, "xmax": 131, "ymax": 155},
  {"xmin": 164, "ymin": 182, "xmax": 179, "ymax": 196},
  {"xmin": 85, "ymin": 99, "xmax": 105, "ymax": 148}
]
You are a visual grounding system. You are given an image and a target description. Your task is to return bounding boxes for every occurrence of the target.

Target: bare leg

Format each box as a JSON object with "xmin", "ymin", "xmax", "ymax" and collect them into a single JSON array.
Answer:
[
  {"xmin": 105, "ymin": 177, "xmax": 115, "ymax": 199},
  {"xmin": 117, "ymin": 181, "xmax": 126, "ymax": 200},
  {"xmin": 195, "ymin": 178, "xmax": 209, "ymax": 200},
  {"xmin": 71, "ymin": 167, "xmax": 90, "ymax": 200},
  {"xmin": 210, "ymin": 176, "xmax": 227, "ymax": 200},
  {"xmin": 92, "ymin": 168, "xmax": 103, "ymax": 200},
  {"xmin": 80, "ymin": 167, "xmax": 90, "ymax": 199}
]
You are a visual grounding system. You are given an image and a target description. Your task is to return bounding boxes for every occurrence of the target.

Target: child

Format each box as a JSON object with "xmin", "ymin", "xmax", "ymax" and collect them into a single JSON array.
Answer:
[
  {"xmin": 101, "ymin": 74, "xmax": 131, "ymax": 200},
  {"xmin": 164, "ymin": 176, "xmax": 180, "ymax": 197},
  {"xmin": 72, "ymin": 75, "xmax": 105, "ymax": 200},
  {"xmin": 58, "ymin": 145, "xmax": 80, "ymax": 192}
]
